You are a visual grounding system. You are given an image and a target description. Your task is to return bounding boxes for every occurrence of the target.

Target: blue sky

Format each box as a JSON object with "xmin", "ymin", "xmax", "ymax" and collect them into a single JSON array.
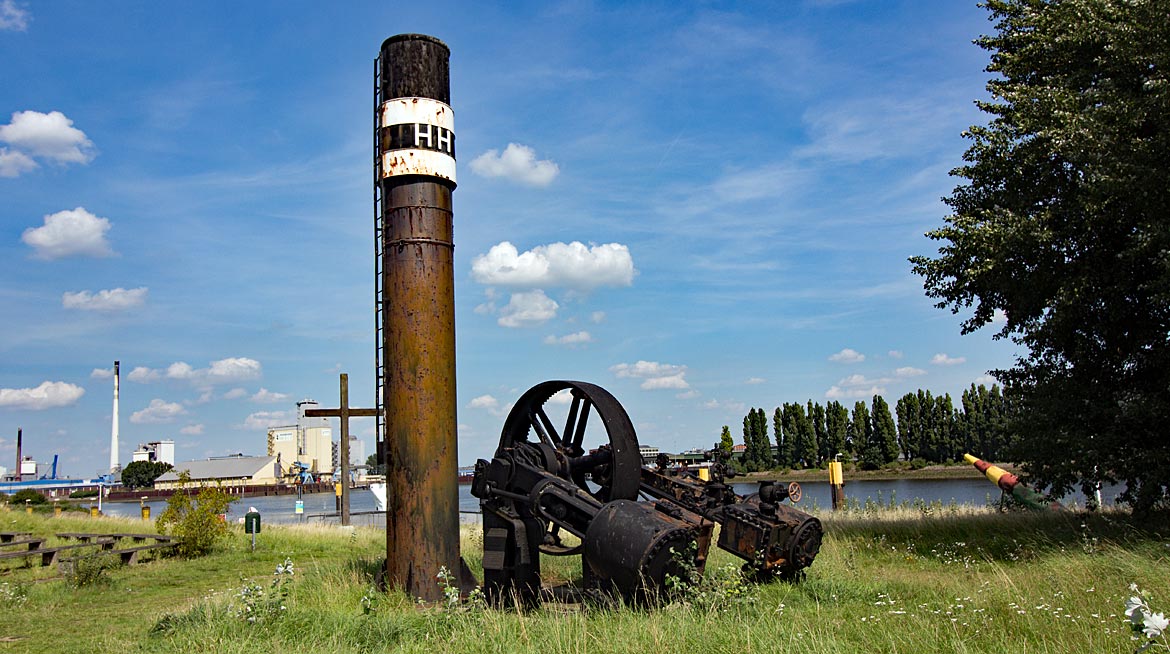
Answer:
[{"xmin": 0, "ymin": 1, "xmax": 1019, "ymax": 477}]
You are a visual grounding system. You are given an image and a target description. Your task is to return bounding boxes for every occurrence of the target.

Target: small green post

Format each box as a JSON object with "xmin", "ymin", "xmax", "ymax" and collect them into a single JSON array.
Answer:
[{"xmin": 244, "ymin": 507, "xmax": 261, "ymax": 551}]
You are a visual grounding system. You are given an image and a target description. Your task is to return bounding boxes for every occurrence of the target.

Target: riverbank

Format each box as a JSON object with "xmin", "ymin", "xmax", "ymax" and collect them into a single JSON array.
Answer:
[
  {"xmin": 2, "ymin": 504, "xmax": 1167, "ymax": 652},
  {"xmin": 745, "ymin": 461, "xmax": 1008, "ymax": 483}
]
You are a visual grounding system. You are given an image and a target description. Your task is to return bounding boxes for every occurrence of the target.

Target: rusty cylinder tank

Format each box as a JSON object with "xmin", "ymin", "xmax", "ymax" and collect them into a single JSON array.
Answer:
[
  {"xmin": 583, "ymin": 500, "xmax": 698, "ymax": 598},
  {"xmin": 378, "ymin": 33, "xmax": 460, "ymax": 602}
]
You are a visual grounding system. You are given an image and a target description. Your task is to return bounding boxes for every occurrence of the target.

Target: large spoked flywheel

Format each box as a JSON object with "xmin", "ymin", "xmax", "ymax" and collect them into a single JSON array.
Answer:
[{"xmin": 498, "ymin": 381, "xmax": 643, "ymax": 505}]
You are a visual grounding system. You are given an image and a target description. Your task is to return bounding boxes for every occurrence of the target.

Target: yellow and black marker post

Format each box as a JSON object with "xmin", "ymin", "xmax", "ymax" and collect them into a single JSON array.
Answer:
[{"xmin": 828, "ymin": 458, "xmax": 845, "ymax": 511}]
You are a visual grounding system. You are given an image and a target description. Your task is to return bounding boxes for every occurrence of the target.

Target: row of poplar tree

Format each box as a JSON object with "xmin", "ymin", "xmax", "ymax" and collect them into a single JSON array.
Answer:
[{"xmin": 724, "ymin": 383, "xmax": 1014, "ymax": 471}]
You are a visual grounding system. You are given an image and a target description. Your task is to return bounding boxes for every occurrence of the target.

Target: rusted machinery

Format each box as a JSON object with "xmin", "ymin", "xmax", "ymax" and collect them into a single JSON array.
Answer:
[{"xmin": 471, "ymin": 381, "xmax": 823, "ymax": 605}]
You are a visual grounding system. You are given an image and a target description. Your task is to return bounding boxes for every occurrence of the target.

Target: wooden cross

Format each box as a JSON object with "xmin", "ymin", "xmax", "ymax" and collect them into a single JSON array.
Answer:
[{"xmin": 302, "ymin": 373, "xmax": 379, "ymax": 526}]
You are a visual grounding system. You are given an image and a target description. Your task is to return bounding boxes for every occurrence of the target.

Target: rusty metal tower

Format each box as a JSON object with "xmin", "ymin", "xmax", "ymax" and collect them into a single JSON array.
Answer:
[{"xmin": 374, "ymin": 33, "xmax": 460, "ymax": 601}]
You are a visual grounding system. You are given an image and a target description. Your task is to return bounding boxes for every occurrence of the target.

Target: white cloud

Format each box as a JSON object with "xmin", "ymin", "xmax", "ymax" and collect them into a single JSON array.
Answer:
[
  {"xmin": 223, "ymin": 388, "xmax": 248, "ymax": 400},
  {"xmin": 676, "ymin": 390, "xmax": 700, "ymax": 400},
  {"xmin": 90, "ymin": 367, "xmax": 113, "ymax": 379},
  {"xmin": 166, "ymin": 362, "xmax": 195, "ymax": 379},
  {"xmin": 610, "ymin": 360, "xmax": 690, "ymax": 390},
  {"xmin": 0, "ymin": 148, "xmax": 36, "ymax": 177},
  {"xmin": 180, "ymin": 424, "xmax": 204, "ymax": 435},
  {"xmin": 828, "ymin": 348, "xmax": 865, "ymax": 364},
  {"xmin": 471, "ymin": 241, "xmax": 635, "ymax": 291},
  {"xmin": 468, "ymin": 394, "xmax": 512, "ymax": 417},
  {"xmin": 931, "ymin": 353, "xmax": 967, "ymax": 366},
  {"xmin": 888, "ymin": 350, "xmax": 904, "ymax": 359},
  {"xmin": 126, "ymin": 357, "xmax": 263, "ymax": 386},
  {"xmin": 702, "ymin": 398, "xmax": 746, "ymax": 412},
  {"xmin": 796, "ymin": 92, "xmax": 969, "ymax": 164},
  {"xmin": 62, "ymin": 287, "xmax": 147, "ymax": 311},
  {"xmin": 470, "ymin": 143, "xmax": 559, "ymax": 187},
  {"xmin": 242, "ymin": 411, "xmax": 293, "ymax": 430},
  {"xmin": 745, "ymin": 377, "xmax": 766, "ymax": 385},
  {"xmin": 590, "ymin": 311, "xmax": 606, "ymax": 324},
  {"xmin": 0, "ymin": 0, "xmax": 30, "ymax": 31},
  {"xmin": 130, "ymin": 399, "xmax": 187, "ymax": 424},
  {"xmin": 207, "ymin": 357, "xmax": 262, "ymax": 381},
  {"xmin": 127, "ymin": 366, "xmax": 162, "ymax": 383},
  {"xmin": 252, "ymin": 388, "xmax": 289, "ymax": 403},
  {"xmin": 468, "ymin": 395, "xmax": 499, "ymax": 410},
  {"xmin": 0, "ymin": 111, "xmax": 94, "ymax": 168},
  {"xmin": 543, "ymin": 331, "xmax": 593, "ymax": 346},
  {"xmin": 0, "ymin": 381, "xmax": 84, "ymax": 410},
  {"xmin": 547, "ymin": 389, "xmax": 573, "ymax": 405},
  {"xmin": 498, "ymin": 290, "xmax": 559, "ymax": 328},
  {"xmin": 894, "ymin": 367, "xmax": 927, "ymax": 378},
  {"xmin": 991, "ymin": 308, "xmax": 1008, "ymax": 324},
  {"xmin": 825, "ymin": 385, "xmax": 885, "ymax": 400},
  {"xmin": 21, "ymin": 207, "xmax": 114, "ymax": 259},
  {"xmin": 824, "ymin": 372, "xmax": 889, "ymax": 400},
  {"xmin": 973, "ymin": 374, "xmax": 998, "ymax": 386}
]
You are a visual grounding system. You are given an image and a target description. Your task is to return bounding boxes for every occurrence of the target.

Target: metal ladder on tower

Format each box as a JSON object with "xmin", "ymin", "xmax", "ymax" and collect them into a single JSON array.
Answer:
[{"xmin": 373, "ymin": 56, "xmax": 386, "ymax": 471}]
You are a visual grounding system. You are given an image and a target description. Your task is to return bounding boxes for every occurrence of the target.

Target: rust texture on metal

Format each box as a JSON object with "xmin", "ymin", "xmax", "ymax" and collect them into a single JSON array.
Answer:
[
  {"xmin": 471, "ymin": 380, "xmax": 823, "ymax": 606},
  {"xmin": 378, "ymin": 33, "xmax": 460, "ymax": 602}
]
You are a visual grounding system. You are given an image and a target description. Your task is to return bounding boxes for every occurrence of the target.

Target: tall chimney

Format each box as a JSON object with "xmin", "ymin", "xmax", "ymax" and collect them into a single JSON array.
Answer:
[
  {"xmin": 14, "ymin": 427, "xmax": 21, "ymax": 481},
  {"xmin": 110, "ymin": 360, "xmax": 120, "ymax": 474},
  {"xmin": 377, "ymin": 34, "xmax": 460, "ymax": 601}
]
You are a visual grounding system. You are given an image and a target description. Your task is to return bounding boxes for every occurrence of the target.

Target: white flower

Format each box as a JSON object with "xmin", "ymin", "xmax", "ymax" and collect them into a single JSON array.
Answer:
[
  {"xmin": 1144, "ymin": 612, "xmax": 1169, "ymax": 639},
  {"xmin": 1125, "ymin": 596, "xmax": 1146, "ymax": 625}
]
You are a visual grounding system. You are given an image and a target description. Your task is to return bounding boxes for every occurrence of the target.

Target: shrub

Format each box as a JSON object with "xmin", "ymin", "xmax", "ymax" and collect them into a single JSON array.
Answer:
[
  {"xmin": 10, "ymin": 489, "xmax": 47, "ymax": 505},
  {"xmin": 64, "ymin": 553, "xmax": 116, "ymax": 588},
  {"xmin": 69, "ymin": 489, "xmax": 99, "ymax": 499},
  {"xmin": 155, "ymin": 472, "xmax": 237, "ymax": 558}
]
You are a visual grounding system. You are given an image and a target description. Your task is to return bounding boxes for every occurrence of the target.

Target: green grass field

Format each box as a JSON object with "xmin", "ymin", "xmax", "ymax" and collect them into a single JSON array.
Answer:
[{"xmin": 1, "ymin": 505, "xmax": 1168, "ymax": 653}]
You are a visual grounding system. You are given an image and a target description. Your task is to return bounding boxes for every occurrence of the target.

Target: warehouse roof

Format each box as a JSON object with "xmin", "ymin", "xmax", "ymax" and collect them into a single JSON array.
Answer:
[{"xmin": 156, "ymin": 455, "xmax": 278, "ymax": 482}]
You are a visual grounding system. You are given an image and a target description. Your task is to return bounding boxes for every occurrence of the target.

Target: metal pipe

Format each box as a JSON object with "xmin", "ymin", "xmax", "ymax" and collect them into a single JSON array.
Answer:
[
  {"xmin": 378, "ymin": 33, "xmax": 460, "ymax": 601},
  {"xmin": 14, "ymin": 427, "xmax": 21, "ymax": 481},
  {"xmin": 111, "ymin": 360, "xmax": 120, "ymax": 474}
]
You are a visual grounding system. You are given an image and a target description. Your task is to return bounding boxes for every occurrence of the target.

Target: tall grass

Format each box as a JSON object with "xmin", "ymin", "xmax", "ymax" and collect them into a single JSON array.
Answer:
[{"xmin": 1, "ymin": 505, "xmax": 1167, "ymax": 653}]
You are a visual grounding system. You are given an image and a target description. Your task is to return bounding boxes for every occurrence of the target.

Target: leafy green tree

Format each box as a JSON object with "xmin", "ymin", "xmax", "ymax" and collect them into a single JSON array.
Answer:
[
  {"xmin": 9, "ymin": 489, "xmax": 46, "ymax": 505},
  {"xmin": 121, "ymin": 460, "xmax": 174, "ymax": 489},
  {"xmin": 809, "ymin": 401, "xmax": 828, "ymax": 466},
  {"xmin": 772, "ymin": 407, "xmax": 792, "ymax": 468},
  {"xmin": 753, "ymin": 408, "xmax": 773, "ymax": 469},
  {"xmin": 364, "ymin": 454, "xmax": 384, "ymax": 476},
  {"xmin": 871, "ymin": 395, "xmax": 899, "ymax": 464},
  {"xmin": 910, "ymin": 0, "xmax": 1170, "ymax": 510},
  {"xmin": 849, "ymin": 400, "xmax": 872, "ymax": 462},
  {"xmin": 915, "ymin": 389, "xmax": 935, "ymax": 461},
  {"xmin": 719, "ymin": 425, "xmax": 734, "ymax": 457},
  {"xmin": 895, "ymin": 393, "xmax": 921, "ymax": 461},
  {"xmin": 741, "ymin": 415, "xmax": 755, "ymax": 471},
  {"xmin": 824, "ymin": 401, "xmax": 849, "ymax": 461},
  {"xmin": 795, "ymin": 402, "xmax": 817, "ymax": 468}
]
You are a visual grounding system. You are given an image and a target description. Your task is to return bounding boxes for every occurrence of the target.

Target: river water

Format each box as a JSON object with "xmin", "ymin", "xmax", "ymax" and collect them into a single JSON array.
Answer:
[{"xmin": 100, "ymin": 477, "xmax": 1124, "ymax": 526}]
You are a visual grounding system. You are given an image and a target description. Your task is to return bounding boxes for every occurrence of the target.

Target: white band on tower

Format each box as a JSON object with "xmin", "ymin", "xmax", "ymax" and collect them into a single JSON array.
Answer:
[{"xmin": 379, "ymin": 97, "xmax": 456, "ymax": 183}]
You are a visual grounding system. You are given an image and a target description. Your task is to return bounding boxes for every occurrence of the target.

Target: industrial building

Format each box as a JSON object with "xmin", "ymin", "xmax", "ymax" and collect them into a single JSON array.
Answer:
[
  {"xmin": 266, "ymin": 399, "xmax": 335, "ymax": 475},
  {"xmin": 153, "ymin": 454, "xmax": 281, "ymax": 490},
  {"xmin": 333, "ymin": 436, "xmax": 366, "ymax": 476},
  {"xmin": 131, "ymin": 440, "xmax": 175, "ymax": 466}
]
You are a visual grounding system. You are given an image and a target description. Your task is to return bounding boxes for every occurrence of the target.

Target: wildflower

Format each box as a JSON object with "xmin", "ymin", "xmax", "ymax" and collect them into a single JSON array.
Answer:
[
  {"xmin": 1144, "ymin": 612, "xmax": 1169, "ymax": 639},
  {"xmin": 1126, "ymin": 596, "xmax": 1146, "ymax": 626}
]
